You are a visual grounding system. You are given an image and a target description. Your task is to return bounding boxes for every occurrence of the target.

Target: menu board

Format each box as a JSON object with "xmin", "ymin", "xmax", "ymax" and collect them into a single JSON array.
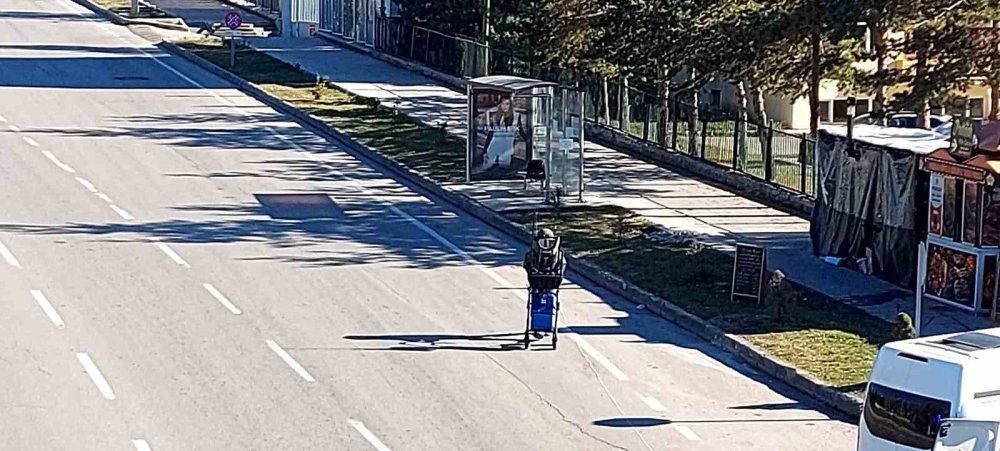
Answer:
[
  {"xmin": 926, "ymin": 243, "xmax": 978, "ymax": 307},
  {"xmin": 929, "ymin": 174, "xmax": 944, "ymax": 236},
  {"xmin": 732, "ymin": 244, "xmax": 767, "ymax": 302}
]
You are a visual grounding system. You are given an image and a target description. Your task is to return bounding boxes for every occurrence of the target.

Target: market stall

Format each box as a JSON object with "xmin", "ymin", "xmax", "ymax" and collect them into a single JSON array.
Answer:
[{"xmin": 917, "ymin": 119, "xmax": 1000, "ymax": 318}]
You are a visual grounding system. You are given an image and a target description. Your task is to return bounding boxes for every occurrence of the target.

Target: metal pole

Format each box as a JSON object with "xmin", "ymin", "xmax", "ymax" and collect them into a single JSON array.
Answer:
[
  {"xmin": 545, "ymin": 95, "xmax": 553, "ymax": 197},
  {"xmin": 578, "ymin": 88, "xmax": 585, "ymax": 202},
  {"xmin": 482, "ymin": 0, "xmax": 490, "ymax": 76},
  {"xmin": 466, "ymin": 84, "xmax": 473, "ymax": 183},
  {"xmin": 915, "ymin": 241, "xmax": 927, "ymax": 337},
  {"xmin": 131, "ymin": 0, "xmax": 138, "ymax": 16}
]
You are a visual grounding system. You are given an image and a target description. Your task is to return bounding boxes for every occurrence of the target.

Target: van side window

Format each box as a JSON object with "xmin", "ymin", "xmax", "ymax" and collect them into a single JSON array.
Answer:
[{"xmin": 864, "ymin": 383, "xmax": 952, "ymax": 450}]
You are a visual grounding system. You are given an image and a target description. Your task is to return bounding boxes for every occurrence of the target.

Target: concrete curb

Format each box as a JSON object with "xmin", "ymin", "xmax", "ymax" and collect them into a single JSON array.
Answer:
[
  {"xmin": 71, "ymin": 0, "xmax": 191, "ymax": 32},
  {"xmin": 160, "ymin": 41, "xmax": 864, "ymax": 418}
]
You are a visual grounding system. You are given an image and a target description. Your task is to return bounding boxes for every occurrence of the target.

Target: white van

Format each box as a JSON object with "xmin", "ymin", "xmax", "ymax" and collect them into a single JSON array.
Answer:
[{"xmin": 858, "ymin": 328, "xmax": 1000, "ymax": 451}]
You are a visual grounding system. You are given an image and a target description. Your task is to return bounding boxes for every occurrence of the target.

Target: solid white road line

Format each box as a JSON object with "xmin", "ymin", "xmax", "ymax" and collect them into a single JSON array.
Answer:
[
  {"xmin": 30, "ymin": 290, "xmax": 65, "ymax": 329},
  {"xmin": 41, "ymin": 150, "xmax": 76, "ymax": 173},
  {"xmin": 132, "ymin": 439, "xmax": 152, "ymax": 451},
  {"xmin": 0, "ymin": 239, "xmax": 21, "ymax": 268},
  {"xmin": 23, "ymin": 137, "xmax": 39, "ymax": 147},
  {"xmin": 76, "ymin": 352, "xmax": 115, "ymax": 400},
  {"xmin": 8, "ymin": 125, "xmax": 20, "ymax": 132},
  {"xmin": 266, "ymin": 339, "xmax": 316, "ymax": 382},
  {"xmin": 75, "ymin": 177, "xmax": 98, "ymax": 193},
  {"xmin": 569, "ymin": 334, "xmax": 630, "ymax": 381},
  {"xmin": 96, "ymin": 193, "xmax": 113, "ymax": 203},
  {"xmin": 109, "ymin": 205, "xmax": 135, "ymax": 220},
  {"xmin": 0, "ymin": 115, "xmax": 6, "ymax": 122},
  {"xmin": 203, "ymin": 283, "xmax": 241, "ymax": 315},
  {"xmin": 674, "ymin": 425, "xmax": 701, "ymax": 441},
  {"xmin": 152, "ymin": 240, "xmax": 190, "ymax": 268},
  {"xmin": 640, "ymin": 395, "xmax": 666, "ymax": 412},
  {"xmin": 348, "ymin": 419, "xmax": 392, "ymax": 451}
]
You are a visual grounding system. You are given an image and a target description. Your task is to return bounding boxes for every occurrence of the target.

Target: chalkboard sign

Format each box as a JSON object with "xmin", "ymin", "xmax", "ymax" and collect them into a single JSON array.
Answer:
[{"xmin": 732, "ymin": 244, "xmax": 767, "ymax": 302}]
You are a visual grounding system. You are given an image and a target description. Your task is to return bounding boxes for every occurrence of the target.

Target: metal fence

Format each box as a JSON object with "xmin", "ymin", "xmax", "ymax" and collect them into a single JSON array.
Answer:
[
  {"xmin": 327, "ymin": 15, "xmax": 818, "ymax": 197},
  {"xmin": 582, "ymin": 80, "xmax": 817, "ymax": 197}
]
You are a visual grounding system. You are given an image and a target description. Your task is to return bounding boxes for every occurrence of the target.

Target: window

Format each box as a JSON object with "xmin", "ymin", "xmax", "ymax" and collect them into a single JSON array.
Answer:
[
  {"xmin": 819, "ymin": 101, "xmax": 832, "ymax": 123},
  {"xmin": 864, "ymin": 383, "xmax": 952, "ymax": 450},
  {"xmin": 856, "ymin": 23, "xmax": 872, "ymax": 52},
  {"xmin": 831, "ymin": 98, "xmax": 871, "ymax": 123},
  {"xmin": 945, "ymin": 98, "xmax": 986, "ymax": 119},
  {"xmin": 710, "ymin": 89, "xmax": 722, "ymax": 108}
]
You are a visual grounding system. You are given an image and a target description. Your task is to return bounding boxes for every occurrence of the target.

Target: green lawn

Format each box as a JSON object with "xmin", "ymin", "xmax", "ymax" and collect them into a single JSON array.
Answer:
[
  {"xmin": 179, "ymin": 39, "xmax": 888, "ymax": 389},
  {"xmin": 507, "ymin": 206, "xmax": 892, "ymax": 388}
]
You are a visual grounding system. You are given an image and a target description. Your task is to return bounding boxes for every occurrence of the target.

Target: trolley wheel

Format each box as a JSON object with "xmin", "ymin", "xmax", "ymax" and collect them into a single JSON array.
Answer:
[{"xmin": 523, "ymin": 330, "xmax": 531, "ymax": 349}]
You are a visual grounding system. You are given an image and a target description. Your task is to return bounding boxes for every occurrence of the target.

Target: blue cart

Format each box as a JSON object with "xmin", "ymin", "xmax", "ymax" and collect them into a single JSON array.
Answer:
[{"xmin": 524, "ymin": 282, "xmax": 560, "ymax": 349}]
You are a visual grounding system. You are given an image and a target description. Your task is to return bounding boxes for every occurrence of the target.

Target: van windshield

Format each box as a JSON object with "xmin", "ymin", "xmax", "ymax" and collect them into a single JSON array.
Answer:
[{"xmin": 864, "ymin": 382, "xmax": 952, "ymax": 450}]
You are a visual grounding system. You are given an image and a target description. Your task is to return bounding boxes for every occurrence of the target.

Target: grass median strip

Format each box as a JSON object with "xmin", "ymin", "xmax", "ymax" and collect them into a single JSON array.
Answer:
[
  {"xmin": 178, "ymin": 39, "xmax": 467, "ymax": 183},
  {"xmin": 507, "ymin": 206, "xmax": 892, "ymax": 389},
  {"xmin": 177, "ymin": 38, "xmax": 890, "ymax": 390}
]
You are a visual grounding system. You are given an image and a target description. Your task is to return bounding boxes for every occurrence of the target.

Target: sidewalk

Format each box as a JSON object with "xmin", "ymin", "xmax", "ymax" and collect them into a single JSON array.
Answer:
[{"xmin": 144, "ymin": 0, "xmax": 992, "ymax": 335}]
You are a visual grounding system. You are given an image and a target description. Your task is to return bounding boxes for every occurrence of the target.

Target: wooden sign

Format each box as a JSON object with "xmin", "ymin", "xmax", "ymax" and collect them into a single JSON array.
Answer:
[{"xmin": 732, "ymin": 244, "xmax": 767, "ymax": 302}]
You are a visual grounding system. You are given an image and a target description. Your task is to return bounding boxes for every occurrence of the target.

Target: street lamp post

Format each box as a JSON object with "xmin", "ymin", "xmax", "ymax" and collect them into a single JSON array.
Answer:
[
  {"xmin": 847, "ymin": 96, "xmax": 858, "ymax": 142},
  {"xmin": 481, "ymin": 0, "xmax": 490, "ymax": 76}
]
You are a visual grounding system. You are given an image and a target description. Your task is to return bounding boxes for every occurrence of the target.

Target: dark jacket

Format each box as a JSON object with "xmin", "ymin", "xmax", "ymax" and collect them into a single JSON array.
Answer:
[{"xmin": 523, "ymin": 248, "xmax": 566, "ymax": 291}]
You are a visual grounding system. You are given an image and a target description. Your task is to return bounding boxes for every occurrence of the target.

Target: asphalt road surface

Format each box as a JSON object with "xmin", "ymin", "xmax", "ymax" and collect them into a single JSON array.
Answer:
[{"xmin": 0, "ymin": 0, "xmax": 859, "ymax": 449}]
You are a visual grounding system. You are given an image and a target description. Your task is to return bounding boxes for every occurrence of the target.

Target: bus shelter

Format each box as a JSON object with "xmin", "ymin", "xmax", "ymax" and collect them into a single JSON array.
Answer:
[
  {"xmin": 916, "ymin": 119, "xmax": 1000, "ymax": 329},
  {"xmin": 466, "ymin": 76, "xmax": 586, "ymax": 201}
]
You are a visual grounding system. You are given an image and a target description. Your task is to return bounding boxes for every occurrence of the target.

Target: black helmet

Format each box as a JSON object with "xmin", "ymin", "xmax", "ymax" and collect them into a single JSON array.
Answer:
[{"xmin": 534, "ymin": 228, "xmax": 558, "ymax": 252}]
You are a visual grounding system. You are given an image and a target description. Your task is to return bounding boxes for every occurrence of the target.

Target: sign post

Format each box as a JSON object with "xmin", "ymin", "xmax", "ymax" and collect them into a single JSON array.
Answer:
[
  {"xmin": 131, "ymin": 0, "xmax": 138, "ymax": 16},
  {"xmin": 731, "ymin": 243, "xmax": 767, "ymax": 303},
  {"xmin": 916, "ymin": 241, "xmax": 927, "ymax": 337},
  {"xmin": 223, "ymin": 12, "xmax": 243, "ymax": 67}
]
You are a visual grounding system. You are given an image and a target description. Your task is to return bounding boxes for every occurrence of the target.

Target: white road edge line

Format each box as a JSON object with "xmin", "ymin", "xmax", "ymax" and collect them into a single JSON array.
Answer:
[
  {"xmin": 132, "ymin": 439, "xmax": 152, "ymax": 451},
  {"xmin": 266, "ymin": 339, "xmax": 316, "ymax": 382},
  {"xmin": 568, "ymin": 334, "xmax": 630, "ymax": 381},
  {"xmin": 640, "ymin": 395, "xmax": 666, "ymax": 412},
  {"xmin": 0, "ymin": 115, "xmax": 6, "ymax": 122},
  {"xmin": 8, "ymin": 124, "xmax": 20, "ymax": 132},
  {"xmin": 348, "ymin": 419, "xmax": 392, "ymax": 451},
  {"xmin": 0, "ymin": 239, "xmax": 21, "ymax": 268},
  {"xmin": 152, "ymin": 240, "xmax": 190, "ymax": 268},
  {"xmin": 96, "ymin": 193, "xmax": 113, "ymax": 203},
  {"xmin": 674, "ymin": 425, "xmax": 701, "ymax": 441},
  {"xmin": 76, "ymin": 352, "xmax": 115, "ymax": 400},
  {"xmin": 75, "ymin": 177, "xmax": 98, "ymax": 193},
  {"xmin": 203, "ymin": 283, "xmax": 241, "ymax": 315},
  {"xmin": 109, "ymin": 205, "xmax": 135, "ymax": 220},
  {"xmin": 41, "ymin": 150, "xmax": 76, "ymax": 173},
  {"xmin": 23, "ymin": 137, "xmax": 39, "ymax": 147},
  {"xmin": 31, "ymin": 290, "xmax": 65, "ymax": 329}
]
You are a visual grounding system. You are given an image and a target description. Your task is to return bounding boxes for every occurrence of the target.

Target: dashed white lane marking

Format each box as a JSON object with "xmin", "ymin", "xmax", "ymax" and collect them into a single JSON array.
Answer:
[
  {"xmin": 675, "ymin": 425, "xmax": 701, "ymax": 441},
  {"xmin": 203, "ymin": 283, "xmax": 241, "ymax": 315},
  {"xmin": 8, "ymin": 124, "xmax": 20, "ymax": 132},
  {"xmin": 23, "ymin": 137, "xmax": 39, "ymax": 147},
  {"xmin": 132, "ymin": 439, "xmax": 152, "ymax": 451},
  {"xmin": 0, "ymin": 115, "xmax": 6, "ymax": 122},
  {"xmin": 0, "ymin": 239, "xmax": 21, "ymax": 268},
  {"xmin": 31, "ymin": 290, "xmax": 65, "ymax": 329},
  {"xmin": 75, "ymin": 177, "xmax": 98, "ymax": 193},
  {"xmin": 641, "ymin": 395, "xmax": 666, "ymax": 412},
  {"xmin": 96, "ymin": 193, "xmax": 113, "ymax": 203},
  {"xmin": 569, "ymin": 334, "xmax": 630, "ymax": 381},
  {"xmin": 76, "ymin": 352, "xmax": 115, "ymax": 400},
  {"xmin": 41, "ymin": 150, "xmax": 76, "ymax": 173},
  {"xmin": 348, "ymin": 419, "xmax": 392, "ymax": 451},
  {"xmin": 152, "ymin": 240, "xmax": 190, "ymax": 268},
  {"xmin": 109, "ymin": 205, "xmax": 135, "ymax": 220},
  {"xmin": 266, "ymin": 339, "xmax": 316, "ymax": 382}
]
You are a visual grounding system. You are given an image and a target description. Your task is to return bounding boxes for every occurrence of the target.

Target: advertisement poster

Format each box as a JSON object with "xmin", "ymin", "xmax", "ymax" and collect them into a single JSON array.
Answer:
[
  {"xmin": 471, "ymin": 90, "xmax": 530, "ymax": 180},
  {"xmin": 963, "ymin": 182, "xmax": 981, "ymax": 245},
  {"xmin": 929, "ymin": 174, "xmax": 944, "ymax": 236},
  {"xmin": 926, "ymin": 243, "xmax": 978, "ymax": 307},
  {"xmin": 984, "ymin": 256, "xmax": 997, "ymax": 314},
  {"xmin": 984, "ymin": 187, "xmax": 1000, "ymax": 247}
]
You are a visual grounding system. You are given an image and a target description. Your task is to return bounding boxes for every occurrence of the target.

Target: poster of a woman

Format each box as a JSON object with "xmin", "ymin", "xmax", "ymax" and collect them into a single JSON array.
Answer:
[{"xmin": 472, "ymin": 91, "xmax": 530, "ymax": 180}]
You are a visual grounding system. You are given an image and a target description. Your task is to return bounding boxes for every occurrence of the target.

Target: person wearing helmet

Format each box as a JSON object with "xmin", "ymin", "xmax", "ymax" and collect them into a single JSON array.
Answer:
[{"xmin": 523, "ymin": 228, "xmax": 566, "ymax": 292}]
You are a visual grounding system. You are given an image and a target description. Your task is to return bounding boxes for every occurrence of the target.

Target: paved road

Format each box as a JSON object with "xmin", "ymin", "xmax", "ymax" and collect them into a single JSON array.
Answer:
[{"xmin": 0, "ymin": 0, "xmax": 858, "ymax": 449}]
